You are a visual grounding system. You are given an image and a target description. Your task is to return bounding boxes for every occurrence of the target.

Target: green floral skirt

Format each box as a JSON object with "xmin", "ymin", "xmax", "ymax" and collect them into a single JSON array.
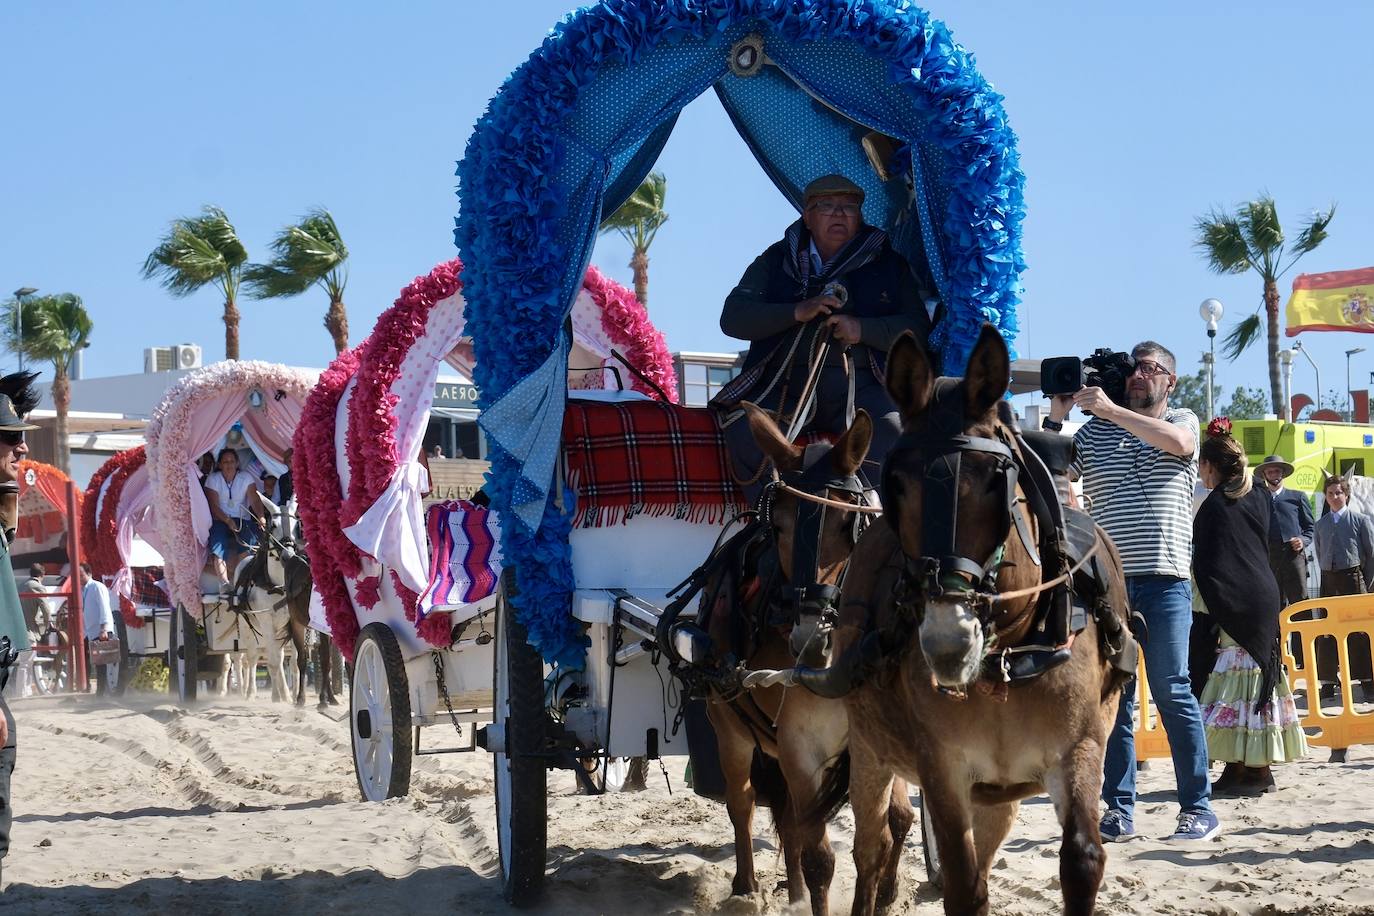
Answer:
[{"xmin": 1200, "ymin": 632, "xmax": 1308, "ymax": 766}]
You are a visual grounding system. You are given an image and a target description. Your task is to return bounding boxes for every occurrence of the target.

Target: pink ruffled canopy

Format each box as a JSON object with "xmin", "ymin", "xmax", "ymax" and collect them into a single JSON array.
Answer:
[{"xmin": 146, "ymin": 360, "xmax": 317, "ymax": 614}]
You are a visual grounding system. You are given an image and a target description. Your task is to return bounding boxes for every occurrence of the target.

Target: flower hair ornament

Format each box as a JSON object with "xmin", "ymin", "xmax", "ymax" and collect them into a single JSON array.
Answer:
[{"xmin": 1206, "ymin": 416, "xmax": 1233, "ymax": 439}]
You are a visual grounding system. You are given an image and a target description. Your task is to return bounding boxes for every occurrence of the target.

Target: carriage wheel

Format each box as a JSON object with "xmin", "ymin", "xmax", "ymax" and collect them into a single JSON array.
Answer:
[
  {"xmin": 350, "ymin": 623, "xmax": 412, "ymax": 801},
  {"xmin": 919, "ymin": 789, "xmax": 943, "ymax": 889},
  {"xmin": 111, "ymin": 612, "xmax": 133, "ymax": 697},
  {"xmin": 493, "ymin": 570, "xmax": 547, "ymax": 907},
  {"xmin": 170, "ymin": 608, "xmax": 198, "ymax": 702}
]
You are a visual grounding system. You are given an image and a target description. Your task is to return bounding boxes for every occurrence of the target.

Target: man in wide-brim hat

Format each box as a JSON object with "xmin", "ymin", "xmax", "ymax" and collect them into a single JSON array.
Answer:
[{"xmin": 1255, "ymin": 453, "xmax": 1313, "ymax": 608}]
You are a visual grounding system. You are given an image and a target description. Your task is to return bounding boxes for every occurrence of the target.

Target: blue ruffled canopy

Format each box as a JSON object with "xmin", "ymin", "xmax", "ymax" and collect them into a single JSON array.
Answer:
[{"xmin": 456, "ymin": 0, "xmax": 1025, "ymax": 668}]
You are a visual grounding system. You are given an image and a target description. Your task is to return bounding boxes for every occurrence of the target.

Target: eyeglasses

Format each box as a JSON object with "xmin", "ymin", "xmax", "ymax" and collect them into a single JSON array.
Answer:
[
  {"xmin": 1131, "ymin": 360, "xmax": 1171, "ymax": 379},
  {"xmin": 0, "ymin": 430, "xmax": 24, "ymax": 446},
  {"xmin": 809, "ymin": 200, "xmax": 861, "ymax": 217}
]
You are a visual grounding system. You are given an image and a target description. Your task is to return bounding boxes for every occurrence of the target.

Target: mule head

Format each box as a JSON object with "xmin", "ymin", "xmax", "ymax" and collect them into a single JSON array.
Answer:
[
  {"xmin": 742, "ymin": 402, "xmax": 874, "ymax": 662},
  {"xmin": 882, "ymin": 325, "xmax": 1025, "ymax": 689}
]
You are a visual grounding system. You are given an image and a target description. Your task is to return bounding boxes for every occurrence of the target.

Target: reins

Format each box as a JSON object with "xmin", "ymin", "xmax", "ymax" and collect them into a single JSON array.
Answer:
[{"xmin": 990, "ymin": 537, "xmax": 1098, "ymax": 604}]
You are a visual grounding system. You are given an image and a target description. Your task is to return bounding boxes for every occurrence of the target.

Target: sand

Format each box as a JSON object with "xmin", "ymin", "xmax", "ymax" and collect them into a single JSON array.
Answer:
[{"xmin": 1, "ymin": 692, "xmax": 1372, "ymax": 915}]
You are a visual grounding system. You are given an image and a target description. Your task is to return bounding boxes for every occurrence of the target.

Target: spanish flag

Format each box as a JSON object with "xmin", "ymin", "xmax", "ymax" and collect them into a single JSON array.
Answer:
[{"xmin": 1286, "ymin": 267, "xmax": 1374, "ymax": 335}]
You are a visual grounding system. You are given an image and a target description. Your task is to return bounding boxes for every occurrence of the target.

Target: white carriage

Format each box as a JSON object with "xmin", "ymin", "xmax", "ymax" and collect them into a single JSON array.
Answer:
[{"xmin": 144, "ymin": 360, "xmax": 318, "ymax": 701}]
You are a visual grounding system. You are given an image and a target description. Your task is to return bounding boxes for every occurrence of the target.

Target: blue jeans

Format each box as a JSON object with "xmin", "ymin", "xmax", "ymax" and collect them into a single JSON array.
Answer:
[
  {"xmin": 208, "ymin": 517, "xmax": 261, "ymax": 560},
  {"xmin": 1102, "ymin": 575, "xmax": 1213, "ymax": 818}
]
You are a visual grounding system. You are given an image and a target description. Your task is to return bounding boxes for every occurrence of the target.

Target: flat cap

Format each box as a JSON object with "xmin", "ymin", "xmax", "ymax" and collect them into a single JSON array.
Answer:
[{"xmin": 803, "ymin": 174, "xmax": 865, "ymax": 206}]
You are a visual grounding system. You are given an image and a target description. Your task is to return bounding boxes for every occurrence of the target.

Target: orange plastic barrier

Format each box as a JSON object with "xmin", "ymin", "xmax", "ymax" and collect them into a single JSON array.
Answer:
[
  {"xmin": 1133, "ymin": 653, "xmax": 1173, "ymax": 761},
  {"xmin": 1131, "ymin": 596, "xmax": 1374, "ymax": 760},
  {"xmin": 1281, "ymin": 595, "xmax": 1374, "ymax": 750}
]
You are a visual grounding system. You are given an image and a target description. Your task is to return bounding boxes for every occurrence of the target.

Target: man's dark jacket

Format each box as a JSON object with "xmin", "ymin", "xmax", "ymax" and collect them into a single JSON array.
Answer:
[
  {"xmin": 720, "ymin": 235, "xmax": 932, "ymax": 382},
  {"xmin": 1267, "ymin": 486, "xmax": 1315, "ymax": 547}
]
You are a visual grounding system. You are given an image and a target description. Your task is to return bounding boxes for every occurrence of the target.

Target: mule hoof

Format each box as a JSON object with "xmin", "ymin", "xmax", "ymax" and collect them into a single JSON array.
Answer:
[{"xmin": 730, "ymin": 876, "xmax": 759, "ymax": 897}]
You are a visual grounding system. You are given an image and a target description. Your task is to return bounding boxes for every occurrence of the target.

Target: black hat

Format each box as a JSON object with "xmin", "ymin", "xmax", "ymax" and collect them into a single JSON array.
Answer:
[
  {"xmin": 1256, "ymin": 454, "xmax": 1294, "ymax": 478},
  {"xmin": 0, "ymin": 394, "xmax": 38, "ymax": 431}
]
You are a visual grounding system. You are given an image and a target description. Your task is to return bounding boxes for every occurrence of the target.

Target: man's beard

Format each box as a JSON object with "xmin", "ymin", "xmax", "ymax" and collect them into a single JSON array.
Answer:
[{"xmin": 1127, "ymin": 388, "xmax": 1162, "ymax": 409}]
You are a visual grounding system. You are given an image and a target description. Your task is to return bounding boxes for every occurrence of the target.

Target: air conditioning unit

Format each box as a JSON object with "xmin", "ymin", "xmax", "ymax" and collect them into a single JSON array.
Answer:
[
  {"xmin": 144, "ymin": 347, "xmax": 174, "ymax": 373},
  {"xmin": 175, "ymin": 343, "xmax": 203, "ymax": 369}
]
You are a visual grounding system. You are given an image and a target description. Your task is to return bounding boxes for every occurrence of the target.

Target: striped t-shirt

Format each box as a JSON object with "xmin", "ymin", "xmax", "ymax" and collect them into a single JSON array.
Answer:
[{"xmin": 1071, "ymin": 407, "xmax": 1199, "ymax": 578}]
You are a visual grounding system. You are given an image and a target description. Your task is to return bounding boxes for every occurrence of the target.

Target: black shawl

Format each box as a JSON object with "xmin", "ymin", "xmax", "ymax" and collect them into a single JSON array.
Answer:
[{"xmin": 1192, "ymin": 484, "xmax": 1283, "ymax": 710}]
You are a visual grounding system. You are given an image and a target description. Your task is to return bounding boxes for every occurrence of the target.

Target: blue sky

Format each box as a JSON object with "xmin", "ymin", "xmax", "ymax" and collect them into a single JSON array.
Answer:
[{"xmin": 3, "ymin": 1, "xmax": 1372, "ymax": 413}]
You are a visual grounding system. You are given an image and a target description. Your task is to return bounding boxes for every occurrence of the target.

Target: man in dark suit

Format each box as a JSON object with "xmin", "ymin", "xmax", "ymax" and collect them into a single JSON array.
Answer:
[{"xmin": 1256, "ymin": 455, "xmax": 1315, "ymax": 606}]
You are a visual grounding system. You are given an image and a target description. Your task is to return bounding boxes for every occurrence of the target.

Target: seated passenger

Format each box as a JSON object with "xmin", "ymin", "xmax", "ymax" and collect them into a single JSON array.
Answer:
[
  {"xmin": 714, "ymin": 173, "xmax": 939, "ymax": 499},
  {"xmin": 203, "ymin": 448, "xmax": 265, "ymax": 589}
]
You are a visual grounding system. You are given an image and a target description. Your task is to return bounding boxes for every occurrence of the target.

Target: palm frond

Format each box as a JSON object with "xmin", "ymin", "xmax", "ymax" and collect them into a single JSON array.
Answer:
[
  {"xmin": 243, "ymin": 264, "xmax": 313, "ymax": 298},
  {"xmin": 1193, "ymin": 210, "xmax": 1253, "ymax": 274},
  {"xmin": 142, "ymin": 205, "xmax": 246, "ymax": 296},
  {"xmin": 600, "ymin": 172, "xmax": 669, "ymax": 238},
  {"xmin": 1291, "ymin": 204, "xmax": 1336, "ymax": 256},
  {"xmin": 248, "ymin": 208, "xmax": 349, "ymax": 300},
  {"xmin": 2, "ymin": 293, "xmax": 92, "ymax": 371},
  {"xmin": 1221, "ymin": 312, "xmax": 1263, "ymax": 361},
  {"xmin": 1239, "ymin": 195, "xmax": 1284, "ymax": 259}
]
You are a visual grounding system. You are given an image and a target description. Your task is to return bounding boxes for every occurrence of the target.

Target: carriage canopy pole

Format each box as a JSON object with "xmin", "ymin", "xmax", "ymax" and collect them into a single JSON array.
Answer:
[{"xmin": 65, "ymin": 479, "xmax": 87, "ymax": 691}]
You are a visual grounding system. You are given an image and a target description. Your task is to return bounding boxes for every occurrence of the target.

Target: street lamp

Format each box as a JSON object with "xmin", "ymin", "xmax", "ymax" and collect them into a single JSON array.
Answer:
[
  {"xmin": 1279, "ymin": 349, "xmax": 1295, "ymax": 421},
  {"xmin": 11, "ymin": 287, "xmax": 36, "ymax": 373},
  {"xmin": 1292, "ymin": 341, "xmax": 1320, "ymax": 411},
  {"xmin": 1346, "ymin": 346, "xmax": 1366, "ymax": 422},
  {"xmin": 1199, "ymin": 298, "xmax": 1224, "ymax": 420}
]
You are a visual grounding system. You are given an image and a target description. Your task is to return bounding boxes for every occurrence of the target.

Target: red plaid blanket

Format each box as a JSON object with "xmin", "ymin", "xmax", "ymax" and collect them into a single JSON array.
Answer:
[
  {"xmin": 561, "ymin": 400, "xmax": 745, "ymax": 528},
  {"xmin": 132, "ymin": 566, "xmax": 170, "ymax": 608}
]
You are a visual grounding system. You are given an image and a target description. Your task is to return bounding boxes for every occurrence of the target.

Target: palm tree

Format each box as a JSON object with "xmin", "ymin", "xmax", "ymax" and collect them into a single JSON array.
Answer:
[
  {"xmin": 142, "ymin": 206, "xmax": 249, "ymax": 359},
  {"xmin": 244, "ymin": 209, "xmax": 351, "ymax": 354},
  {"xmin": 2, "ymin": 293, "xmax": 93, "ymax": 474},
  {"xmin": 599, "ymin": 172, "xmax": 668, "ymax": 307},
  {"xmin": 1194, "ymin": 195, "xmax": 1335, "ymax": 416}
]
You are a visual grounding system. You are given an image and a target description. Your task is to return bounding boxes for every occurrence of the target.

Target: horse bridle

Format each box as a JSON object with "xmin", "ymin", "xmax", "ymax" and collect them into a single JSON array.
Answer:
[
  {"xmin": 881, "ymin": 380, "xmax": 1039, "ymax": 627},
  {"xmin": 758, "ymin": 442, "xmax": 874, "ymax": 657}
]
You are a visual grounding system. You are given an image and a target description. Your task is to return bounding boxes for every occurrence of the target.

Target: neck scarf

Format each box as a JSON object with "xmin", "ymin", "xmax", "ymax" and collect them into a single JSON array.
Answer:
[{"xmin": 781, "ymin": 219, "xmax": 888, "ymax": 291}]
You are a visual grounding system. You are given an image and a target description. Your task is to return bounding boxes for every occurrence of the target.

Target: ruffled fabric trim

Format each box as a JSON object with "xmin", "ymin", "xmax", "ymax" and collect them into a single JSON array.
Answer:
[
  {"xmin": 293, "ymin": 348, "xmax": 364, "ymax": 658},
  {"xmin": 1201, "ymin": 642, "xmax": 1308, "ymax": 765},
  {"xmin": 454, "ymin": 0, "xmax": 1024, "ymax": 667},
  {"xmin": 581, "ymin": 265, "xmax": 678, "ymax": 402},
  {"xmin": 83, "ymin": 447, "xmax": 147, "ymax": 578},
  {"xmin": 147, "ymin": 361, "xmax": 318, "ymax": 615}
]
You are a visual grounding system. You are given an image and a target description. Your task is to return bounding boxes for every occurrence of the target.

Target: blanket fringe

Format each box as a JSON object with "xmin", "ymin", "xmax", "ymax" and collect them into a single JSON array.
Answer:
[{"xmin": 575, "ymin": 499, "xmax": 747, "ymax": 529}]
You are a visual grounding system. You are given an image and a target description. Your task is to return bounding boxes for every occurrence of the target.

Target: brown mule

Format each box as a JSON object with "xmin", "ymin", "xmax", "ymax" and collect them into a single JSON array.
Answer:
[
  {"xmin": 705, "ymin": 403, "xmax": 873, "ymax": 916},
  {"xmin": 832, "ymin": 327, "xmax": 1132, "ymax": 916}
]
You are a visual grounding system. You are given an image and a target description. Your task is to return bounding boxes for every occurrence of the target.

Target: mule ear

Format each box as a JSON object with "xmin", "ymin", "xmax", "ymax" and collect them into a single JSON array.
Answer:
[
  {"xmin": 830, "ymin": 409, "xmax": 874, "ymax": 477},
  {"xmin": 742, "ymin": 401, "xmax": 803, "ymax": 469},
  {"xmin": 885, "ymin": 332, "xmax": 934, "ymax": 420},
  {"xmin": 964, "ymin": 323, "xmax": 1010, "ymax": 419}
]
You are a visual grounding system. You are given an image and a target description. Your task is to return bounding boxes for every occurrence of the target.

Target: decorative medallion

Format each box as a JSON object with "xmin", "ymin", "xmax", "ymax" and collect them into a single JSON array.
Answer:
[{"xmin": 728, "ymin": 34, "xmax": 765, "ymax": 77}]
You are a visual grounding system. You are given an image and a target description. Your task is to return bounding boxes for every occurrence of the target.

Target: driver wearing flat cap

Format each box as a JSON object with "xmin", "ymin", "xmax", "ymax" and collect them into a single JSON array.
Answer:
[{"xmin": 714, "ymin": 173, "xmax": 938, "ymax": 496}]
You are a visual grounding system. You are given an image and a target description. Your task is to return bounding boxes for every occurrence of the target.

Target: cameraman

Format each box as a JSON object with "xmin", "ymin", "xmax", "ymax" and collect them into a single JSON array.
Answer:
[{"xmin": 1045, "ymin": 341, "xmax": 1219, "ymax": 843}]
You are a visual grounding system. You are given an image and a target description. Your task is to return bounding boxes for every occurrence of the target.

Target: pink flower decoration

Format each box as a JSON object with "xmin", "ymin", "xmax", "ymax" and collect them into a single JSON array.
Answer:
[
  {"xmin": 581, "ymin": 265, "xmax": 678, "ymax": 402},
  {"xmin": 353, "ymin": 575, "xmax": 382, "ymax": 610}
]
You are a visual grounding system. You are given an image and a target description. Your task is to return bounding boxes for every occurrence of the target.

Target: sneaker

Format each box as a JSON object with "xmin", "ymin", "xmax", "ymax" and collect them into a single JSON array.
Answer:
[
  {"xmin": 1169, "ymin": 810, "xmax": 1221, "ymax": 841},
  {"xmin": 1099, "ymin": 810, "xmax": 1135, "ymax": 842}
]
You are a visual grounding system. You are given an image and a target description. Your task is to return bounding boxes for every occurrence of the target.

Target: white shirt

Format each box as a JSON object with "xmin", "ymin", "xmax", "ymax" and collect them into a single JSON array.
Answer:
[
  {"xmin": 82, "ymin": 577, "xmax": 114, "ymax": 641},
  {"xmin": 205, "ymin": 470, "xmax": 255, "ymax": 521}
]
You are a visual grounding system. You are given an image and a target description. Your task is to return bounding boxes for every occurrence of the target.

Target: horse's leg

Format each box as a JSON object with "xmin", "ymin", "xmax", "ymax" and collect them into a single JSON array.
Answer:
[
  {"xmin": 918, "ymin": 763, "xmax": 983, "ymax": 916},
  {"xmin": 777, "ymin": 694, "xmax": 845, "ymax": 916},
  {"xmin": 971, "ymin": 800, "xmax": 1019, "ymax": 877},
  {"xmin": 848, "ymin": 731, "xmax": 896, "ymax": 916},
  {"xmin": 291, "ymin": 615, "xmax": 309, "ymax": 707},
  {"xmin": 268, "ymin": 621, "xmax": 289, "ymax": 703},
  {"xmin": 707, "ymin": 701, "xmax": 761, "ymax": 897},
  {"xmin": 876, "ymin": 778, "xmax": 915, "ymax": 910},
  {"xmin": 1046, "ymin": 739, "xmax": 1107, "ymax": 916},
  {"xmin": 318, "ymin": 632, "xmax": 336, "ymax": 706}
]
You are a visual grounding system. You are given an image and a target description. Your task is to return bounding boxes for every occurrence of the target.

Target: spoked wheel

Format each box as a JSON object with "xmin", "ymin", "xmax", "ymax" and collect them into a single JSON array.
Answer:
[
  {"xmin": 169, "ymin": 607, "xmax": 198, "ymax": 702},
  {"xmin": 350, "ymin": 623, "xmax": 412, "ymax": 801},
  {"xmin": 920, "ymin": 789, "xmax": 943, "ymax": 889},
  {"xmin": 493, "ymin": 570, "xmax": 547, "ymax": 907}
]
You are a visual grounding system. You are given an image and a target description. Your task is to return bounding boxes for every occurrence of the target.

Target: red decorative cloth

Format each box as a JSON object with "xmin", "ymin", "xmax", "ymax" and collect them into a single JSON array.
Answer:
[{"xmin": 561, "ymin": 400, "xmax": 744, "ymax": 528}]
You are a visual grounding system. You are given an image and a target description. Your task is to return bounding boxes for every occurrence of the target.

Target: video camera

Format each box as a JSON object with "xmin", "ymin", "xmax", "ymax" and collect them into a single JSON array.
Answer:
[{"xmin": 1039, "ymin": 349, "xmax": 1137, "ymax": 407}]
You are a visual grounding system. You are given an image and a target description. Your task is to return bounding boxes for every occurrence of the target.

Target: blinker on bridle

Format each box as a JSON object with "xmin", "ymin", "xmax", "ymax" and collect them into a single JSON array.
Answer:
[{"xmin": 881, "ymin": 379, "xmax": 1034, "ymax": 614}]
